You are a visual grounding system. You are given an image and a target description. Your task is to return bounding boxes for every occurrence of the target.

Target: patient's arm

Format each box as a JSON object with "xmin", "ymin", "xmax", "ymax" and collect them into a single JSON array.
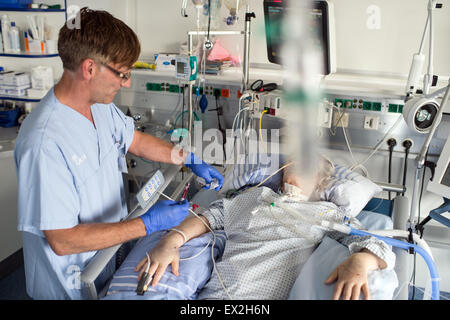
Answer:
[
  {"xmin": 324, "ymin": 248, "xmax": 387, "ymax": 300},
  {"xmin": 135, "ymin": 214, "xmax": 211, "ymax": 287}
]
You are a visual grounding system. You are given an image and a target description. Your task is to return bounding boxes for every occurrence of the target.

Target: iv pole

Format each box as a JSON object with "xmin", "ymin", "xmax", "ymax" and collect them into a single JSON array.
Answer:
[
  {"xmin": 404, "ymin": 0, "xmax": 447, "ymax": 233},
  {"xmin": 408, "ymin": 80, "xmax": 450, "ymax": 232},
  {"xmin": 186, "ymin": 6, "xmax": 255, "ymax": 148}
]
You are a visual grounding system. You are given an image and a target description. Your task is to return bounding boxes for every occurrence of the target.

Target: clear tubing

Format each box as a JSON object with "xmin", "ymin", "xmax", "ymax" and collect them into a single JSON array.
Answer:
[{"xmin": 348, "ymin": 228, "xmax": 440, "ymax": 300}]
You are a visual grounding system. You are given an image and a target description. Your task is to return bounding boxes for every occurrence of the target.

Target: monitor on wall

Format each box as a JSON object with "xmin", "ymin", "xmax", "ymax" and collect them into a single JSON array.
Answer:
[{"xmin": 263, "ymin": 0, "xmax": 336, "ymax": 75}]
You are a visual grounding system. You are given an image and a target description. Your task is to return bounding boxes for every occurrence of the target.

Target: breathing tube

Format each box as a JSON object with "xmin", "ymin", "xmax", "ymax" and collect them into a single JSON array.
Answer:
[{"xmin": 321, "ymin": 221, "xmax": 440, "ymax": 300}]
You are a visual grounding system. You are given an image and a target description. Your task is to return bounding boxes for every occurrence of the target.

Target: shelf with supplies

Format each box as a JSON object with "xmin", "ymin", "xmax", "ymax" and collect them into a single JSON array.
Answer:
[
  {"xmin": 0, "ymin": 69, "xmax": 51, "ymax": 102},
  {"xmin": 0, "ymin": 7, "xmax": 65, "ymax": 12},
  {"xmin": 0, "ymin": 0, "xmax": 66, "ymax": 55},
  {"xmin": 0, "ymin": 94, "xmax": 42, "ymax": 102},
  {"xmin": 0, "ymin": 0, "xmax": 66, "ymax": 12},
  {"xmin": 0, "ymin": 4, "xmax": 67, "ymax": 22},
  {"xmin": 0, "ymin": 1, "xmax": 66, "ymax": 103}
]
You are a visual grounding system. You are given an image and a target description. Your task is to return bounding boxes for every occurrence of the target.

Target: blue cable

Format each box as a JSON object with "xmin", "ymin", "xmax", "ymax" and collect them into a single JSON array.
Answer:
[{"xmin": 348, "ymin": 227, "xmax": 440, "ymax": 300}]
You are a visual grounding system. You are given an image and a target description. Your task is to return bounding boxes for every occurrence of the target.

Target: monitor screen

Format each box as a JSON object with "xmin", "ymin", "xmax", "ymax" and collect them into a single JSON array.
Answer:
[
  {"xmin": 263, "ymin": 0, "xmax": 333, "ymax": 75},
  {"xmin": 177, "ymin": 61, "xmax": 186, "ymax": 74},
  {"xmin": 427, "ymin": 133, "xmax": 450, "ymax": 198},
  {"xmin": 441, "ymin": 162, "xmax": 450, "ymax": 188}
]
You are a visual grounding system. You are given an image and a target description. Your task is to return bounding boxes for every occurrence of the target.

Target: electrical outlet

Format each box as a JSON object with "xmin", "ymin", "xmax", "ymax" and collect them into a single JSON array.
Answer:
[
  {"xmin": 364, "ymin": 116, "xmax": 379, "ymax": 130},
  {"xmin": 402, "ymin": 138, "xmax": 414, "ymax": 149},
  {"xmin": 333, "ymin": 112, "xmax": 349, "ymax": 127},
  {"xmin": 318, "ymin": 103, "xmax": 333, "ymax": 128}
]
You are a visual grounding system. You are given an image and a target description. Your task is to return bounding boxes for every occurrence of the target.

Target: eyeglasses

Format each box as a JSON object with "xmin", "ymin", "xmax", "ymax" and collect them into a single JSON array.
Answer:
[{"xmin": 101, "ymin": 62, "xmax": 131, "ymax": 83}]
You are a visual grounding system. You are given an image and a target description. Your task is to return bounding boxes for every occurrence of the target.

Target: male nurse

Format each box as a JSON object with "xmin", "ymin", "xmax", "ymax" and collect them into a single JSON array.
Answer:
[{"xmin": 14, "ymin": 7, "xmax": 223, "ymax": 299}]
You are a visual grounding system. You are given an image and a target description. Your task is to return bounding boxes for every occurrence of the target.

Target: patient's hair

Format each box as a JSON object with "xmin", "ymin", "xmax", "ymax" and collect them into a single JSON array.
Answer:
[
  {"xmin": 283, "ymin": 154, "xmax": 334, "ymax": 199},
  {"xmin": 58, "ymin": 7, "xmax": 141, "ymax": 71}
]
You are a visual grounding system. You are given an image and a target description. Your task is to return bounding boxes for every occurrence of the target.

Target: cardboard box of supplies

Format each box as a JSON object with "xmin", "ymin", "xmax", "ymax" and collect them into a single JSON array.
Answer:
[{"xmin": 0, "ymin": 84, "xmax": 31, "ymax": 97}]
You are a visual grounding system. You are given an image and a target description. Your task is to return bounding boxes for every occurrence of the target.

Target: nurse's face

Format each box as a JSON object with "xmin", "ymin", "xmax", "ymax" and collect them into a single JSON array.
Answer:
[{"xmin": 92, "ymin": 62, "xmax": 132, "ymax": 104}]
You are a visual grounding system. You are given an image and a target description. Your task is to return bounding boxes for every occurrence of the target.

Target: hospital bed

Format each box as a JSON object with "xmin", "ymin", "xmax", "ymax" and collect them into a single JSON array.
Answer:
[{"xmin": 80, "ymin": 158, "xmax": 424, "ymax": 300}]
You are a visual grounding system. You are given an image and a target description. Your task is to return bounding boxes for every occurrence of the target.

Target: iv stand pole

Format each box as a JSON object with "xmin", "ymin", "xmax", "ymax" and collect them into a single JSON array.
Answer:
[
  {"xmin": 187, "ymin": 7, "xmax": 254, "ymax": 149},
  {"xmin": 404, "ymin": 0, "xmax": 447, "ymax": 233}
]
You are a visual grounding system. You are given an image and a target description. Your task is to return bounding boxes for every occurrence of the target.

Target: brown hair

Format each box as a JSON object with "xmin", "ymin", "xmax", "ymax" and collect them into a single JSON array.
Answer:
[{"xmin": 58, "ymin": 7, "xmax": 141, "ymax": 71}]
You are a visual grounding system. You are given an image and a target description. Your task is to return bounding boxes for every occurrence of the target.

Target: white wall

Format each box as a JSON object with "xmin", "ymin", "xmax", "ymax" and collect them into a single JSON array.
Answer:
[
  {"xmin": 101, "ymin": 0, "xmax": 450, "ymax": 77},
  {"xmin": 5, "ymin": 1, "xmax": 448, "ymax": 78},
  {"xmin": 332, "ymin": 0, "xmax": 450, "ymax": 76}
]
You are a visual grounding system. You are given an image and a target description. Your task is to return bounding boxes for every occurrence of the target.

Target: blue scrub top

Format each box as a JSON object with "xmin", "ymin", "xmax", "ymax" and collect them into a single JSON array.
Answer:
[{"xmin": 14, "ymin": 88, "xmax": 135, "ymax": 299}]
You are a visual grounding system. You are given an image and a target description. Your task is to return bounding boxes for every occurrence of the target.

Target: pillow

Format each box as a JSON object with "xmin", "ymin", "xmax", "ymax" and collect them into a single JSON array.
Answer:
[
  {"xmin": 191, "ymin": 188, "xmax": 219, "ymax": 208},
  {"xmin": 356, "ymin": 210, "xmax": 393, "ymax": 231},
  {"xmin": 221, "ymin": 157, "xmax": 381, "ymax": 217},
  {"xmin": 288, "ymin": 236, "xmax": 399, "ymax": 300},
  {"xmin": 103, "ymin": 230, "xmax": 227, "ymax": 300},
  {"xmin": 318, "ymin": 164, "xmax": 382, "ymax": 217}
]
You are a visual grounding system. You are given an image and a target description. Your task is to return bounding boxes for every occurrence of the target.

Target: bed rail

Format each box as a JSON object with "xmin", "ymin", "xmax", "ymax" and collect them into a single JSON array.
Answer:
[
  {"xmin": 375, "ymin": 181, "xmax": 406, "ymax": 194},
  {"xmin": 80, "ymin": 164, "xmax": 193, "ymax": 300},
  {"xmin": 372, "ymin": 181, "xmax": 411, "ymax": 300}
]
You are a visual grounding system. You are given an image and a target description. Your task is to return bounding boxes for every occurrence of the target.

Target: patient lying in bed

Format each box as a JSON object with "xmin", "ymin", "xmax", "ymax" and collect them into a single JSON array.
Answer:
[{"xmin": 132, "ymin": 159, "xmax": 396, "ymax": 300}]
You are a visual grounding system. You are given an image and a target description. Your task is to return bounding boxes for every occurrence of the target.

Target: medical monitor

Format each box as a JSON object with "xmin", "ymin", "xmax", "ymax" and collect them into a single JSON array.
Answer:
[
  {"xmin": 263, "ymin": 0, "xmax": 336, "ymax": 75},
  {"xmin": 427, "ymin": 135, "xmax": 450, "ymax": 198}
]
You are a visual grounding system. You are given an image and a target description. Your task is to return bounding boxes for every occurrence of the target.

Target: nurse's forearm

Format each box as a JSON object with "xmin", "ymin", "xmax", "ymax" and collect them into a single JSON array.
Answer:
[
  {"xmin": 44, "ymin": 218, "xmax": 146, "ymax": 256},
  {"xmin": 128, "ymin": 130, "xmax": 188, "ymax": 165}
]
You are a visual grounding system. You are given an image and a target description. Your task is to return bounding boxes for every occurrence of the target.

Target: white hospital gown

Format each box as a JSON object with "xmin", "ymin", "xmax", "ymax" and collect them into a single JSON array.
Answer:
[{"xmin": 197, "ymin": 186, "xmax": 395, "ymax": 300}]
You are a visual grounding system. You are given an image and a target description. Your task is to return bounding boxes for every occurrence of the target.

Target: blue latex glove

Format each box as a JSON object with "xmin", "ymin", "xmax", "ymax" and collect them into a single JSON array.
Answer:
[
  {"xmin": 140, "ymin": 199, "xmax": 189, "ymax": 235},
  {"xmin": 184, "ymin": 152, "xmax": 224, "ymax": 191}
]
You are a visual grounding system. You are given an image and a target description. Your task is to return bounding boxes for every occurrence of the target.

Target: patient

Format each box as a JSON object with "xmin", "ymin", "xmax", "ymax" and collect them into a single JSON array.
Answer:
[{"xmin": 135, "ymin": 157, "xmax": 395, "ymax": 300}]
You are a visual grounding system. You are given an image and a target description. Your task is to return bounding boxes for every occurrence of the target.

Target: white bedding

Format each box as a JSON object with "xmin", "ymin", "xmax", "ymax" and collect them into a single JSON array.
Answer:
[{"xmin": 102, "ymin": 187, "xmax": 397, "ymax": 300}]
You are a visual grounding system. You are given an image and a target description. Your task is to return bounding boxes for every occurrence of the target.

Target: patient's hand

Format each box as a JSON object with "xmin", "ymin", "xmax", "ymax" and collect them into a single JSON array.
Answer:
[
  {"xmin": 324, "ymin": 249, "xmax": 386, "ymax": 300},
  {"xmin": 135, "ymin": 235, "xmax": 182, "ymax": 287}
]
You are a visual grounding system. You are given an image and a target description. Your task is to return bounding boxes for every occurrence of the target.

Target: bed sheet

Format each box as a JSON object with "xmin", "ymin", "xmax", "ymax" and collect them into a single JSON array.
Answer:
[
  {"xmin": 289, "ymin": 210, "xmax": 397, "ymax": 300},
  {"xmin": 103, "ymin": 184, "xmax": 394, "ymax": 300}
]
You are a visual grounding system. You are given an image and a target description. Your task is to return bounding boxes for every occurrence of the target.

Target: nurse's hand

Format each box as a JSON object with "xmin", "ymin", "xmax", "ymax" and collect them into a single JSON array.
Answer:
[
  {"xmin": 184, "ymin": 152, "xmax": 224, "ymax": 191},
  {"xmin": 135, "ymin": 233, "xmax": 182, "ymax": 287},
  {"xmin": 139, "ymin": 199, "xmax": 189, "ymax": 235}
]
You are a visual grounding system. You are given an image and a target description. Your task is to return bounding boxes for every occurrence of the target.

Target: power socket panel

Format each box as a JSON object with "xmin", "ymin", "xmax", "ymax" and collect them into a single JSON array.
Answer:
[
  {"xmin": 364, "ymin": 116, "xmax": 379, "ymax": 130},
  {"xmin": 333, "ymin": 112, "xmax": 349, "ymax": 127}
]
